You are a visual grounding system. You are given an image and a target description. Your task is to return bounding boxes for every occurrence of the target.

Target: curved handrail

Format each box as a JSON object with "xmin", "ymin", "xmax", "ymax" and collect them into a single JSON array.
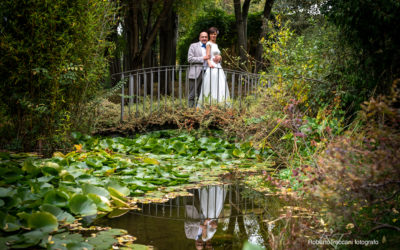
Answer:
[
  {"xmin": 115, "ymin": 65, "xmax": 273, "ymax": 121},
  {"xmin": 111, "ymin": 65, "xmax": 267, "ymax": 79}
]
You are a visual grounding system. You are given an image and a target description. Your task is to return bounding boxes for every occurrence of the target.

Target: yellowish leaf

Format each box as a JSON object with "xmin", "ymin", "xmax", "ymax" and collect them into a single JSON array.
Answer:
[{"xmin": 74, "ymin": 144, "xmax": 82, "ymax": 152}]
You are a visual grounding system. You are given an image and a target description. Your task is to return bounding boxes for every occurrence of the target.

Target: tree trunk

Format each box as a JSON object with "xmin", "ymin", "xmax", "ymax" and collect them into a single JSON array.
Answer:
[
  {"xmin": 255, "ymin": 0, "xmax": 275, "ymax": 73},
  {"xmin": 233, "ymin": 0, "xmax": 250, "ymax": 68},
  {"xmin": 123, "ymin": 0, "xmax": 174, "ymax": 70},
  {"xmin": 159, "ymin": 9, "xmax": 178, "ymax": 94},
  {"xmin": 159, "ymin": 9, "xmax": 178, "ymax": 67},
  {"xmin": 132, "ymin": 0, "xmax": 174, "ymax": 69},
  {"xmin": 124, "ymin": 0, "xmax": 140, "ymax": 71}
]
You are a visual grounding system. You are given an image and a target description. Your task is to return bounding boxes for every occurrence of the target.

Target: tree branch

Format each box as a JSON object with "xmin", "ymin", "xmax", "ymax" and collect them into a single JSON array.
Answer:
[
  {"xmin": 372, "ymin": 190, "xmax": 400, "ymax": 204},
  {"xmin": 368, "ymin": 223, "xmax": 400, "ymax": 234},
  {"xmin": 135, "ymin": 0, "xmax": 174, "ymax": 68}
]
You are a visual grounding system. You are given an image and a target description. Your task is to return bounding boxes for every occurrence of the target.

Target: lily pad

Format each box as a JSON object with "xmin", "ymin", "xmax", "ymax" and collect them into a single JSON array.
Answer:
[
  {"xmin": 69, "ymin": 194, "xmax": 97, "ymax": 216},
  {"xmin": 82, "ymin": 183, "xmax": 110, "ymax": 199},
  {"xmin": 28, "ymin": 212, "xmax": 58, "ymax": 232},
  {"xmin": 87, "ymin": 193, "xmax": 112, "ymax": 212},
  {"xmin": 40, "ymin": 204, "xmax": 75, "ymax": 223},
  {"xmin": 43, "ymin": 190, "xmax": 69, "ymax": 207},
  {"xmin": 0, "ymin": 212, "xmax": 21, "ymax": 232}
]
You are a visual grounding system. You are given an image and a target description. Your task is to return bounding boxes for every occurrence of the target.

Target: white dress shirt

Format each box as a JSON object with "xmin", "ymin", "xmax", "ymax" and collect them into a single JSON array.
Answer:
[{"xmin": 200, "ymin": 41, "xmax": 207, "ymax": 69}]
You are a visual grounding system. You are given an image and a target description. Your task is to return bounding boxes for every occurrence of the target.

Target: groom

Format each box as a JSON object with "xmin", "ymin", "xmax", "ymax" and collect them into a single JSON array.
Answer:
[{"xmin": 187, "ymin": 31, "xmax": 221, "ymax": 107}]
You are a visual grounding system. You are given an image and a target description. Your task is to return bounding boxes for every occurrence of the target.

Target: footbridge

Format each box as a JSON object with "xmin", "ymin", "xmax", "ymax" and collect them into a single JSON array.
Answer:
[{"xmin": 112, "ymin": 65, "xmax": 274, "ymax": 121}]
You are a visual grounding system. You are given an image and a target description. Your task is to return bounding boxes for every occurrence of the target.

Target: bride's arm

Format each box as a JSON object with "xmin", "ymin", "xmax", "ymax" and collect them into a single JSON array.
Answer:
[{"xmin": 206, "ymin": 44, "xmax": 214, "ymax": 68}]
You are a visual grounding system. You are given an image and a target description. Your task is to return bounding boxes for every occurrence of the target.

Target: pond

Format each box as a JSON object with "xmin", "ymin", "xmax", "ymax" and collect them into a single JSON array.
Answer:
[
  {"xmin": 0, "ymin": 130, "xmax": 289, "ymax": 249},
  {"xmin": 95, "ymin": 184, "xmax": 282, "ymax": 250}
]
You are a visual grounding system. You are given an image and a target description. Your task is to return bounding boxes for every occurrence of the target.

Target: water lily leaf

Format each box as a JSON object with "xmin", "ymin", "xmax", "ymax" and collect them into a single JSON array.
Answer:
[
  {"xmin": 0, "ymin": 212, "xmax": 20, "ymax": 232},
  {"xmin": 107, "ymin": 180, "xmax": 130, "ymax": 196},
  {"xmin": 130, "ymin": 243, "xmax": 153, "ymax": 249},
  {"xmin": 22, "ymin": 158, "xmax": 40, "ymax": 175},
  {"xmin": 0, "ymin": 187, "xmax": 16, "ymax": 198},
  {"xmin": 110, "ymin": 195, "xmax": 129, "ymax": 208},
  {"xmin": 69, "ymin": 194, "xmax": 97, "ymax": 216},
  {"xmin": 52, "ymin": 152, "xmax": 65, "ymax": 158},
  {"xmin": 37, "ymin": 175, "xmax": 54, "ymax": 183},
  {"xmin": 85, "ymin": 157, "xmax": 103, "ymax": 169},
  {"xmin": 82, "ymin": 183, "xmax": 110, "ymax": 199},
  {"xmin": 86, "ymin": 236, "xmax": 114, "ymax": 250},
  {"xmin": 136, "ymin": 182, "xmax": 157, "ymax": 191},
  {"xmin": 41, "ymin": 162, "xmax": 61, "ymax": 175},
  {"xmin": 46, "ymin": 232, "xmax": 85, "ymax": 249},
  {"xmin": 28, "ymin": 212, "xmax": 58, "ymax": 232},
  {"xmin": 40, "ymin": 204, "xmax": 75, "ymax": 223},
  {"xmin": 219, "ymin": 152, "xmax": 231, "ymax": 160},
  {"xmin": 12, "ymin": 230, "xmax": 47, "ymax": 248},
  {"xmin": 172, "ymin": 171, "xmax": 190, "ymax": 178},
  {"xmin": 108, "ymin": 187, "xmax": 127, "ymax": 201},
  {"xmin": 232, "ymin": 149, "xmax": 245, "ymax": 158},
  {"xmin": 87, "ymin": 193, "xmax": 112, "ymax": 212},
  {"xmin": 142, "ymin": 157, "xmax": 160, "ymax": 165},
  {"xmin": 171, "ymin": 141, "xmax": 185, "ymax": 154},
  {"xmin": 108, "ymin": 209, "xmax": 129, "ymax": 218},
  {"xmin": 44, "ymin": 190, "xmax": 69, "ymax": 207},
  {"xmin": 86, "ymin": 229, "xmax": 126, "ymax": 250},
  {"xmin": 66, "ymin": 242, "xmax": 94, "ymax": 250}
]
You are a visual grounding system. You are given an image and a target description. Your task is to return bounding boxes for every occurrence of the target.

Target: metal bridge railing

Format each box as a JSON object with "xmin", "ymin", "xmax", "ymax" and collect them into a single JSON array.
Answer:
[{"xmin": 112, "ymin": 65, "xmax": 273, "ymax": 121}]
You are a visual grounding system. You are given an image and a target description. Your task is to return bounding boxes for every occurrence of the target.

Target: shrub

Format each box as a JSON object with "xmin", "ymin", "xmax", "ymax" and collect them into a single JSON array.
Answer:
[
  {"xmin": 0, "ymin": 0, "xmax": 117, "ymax": 151},
  {"xmin": 307, "ymin": 81, "xmax": 400, "ymax": 244}
]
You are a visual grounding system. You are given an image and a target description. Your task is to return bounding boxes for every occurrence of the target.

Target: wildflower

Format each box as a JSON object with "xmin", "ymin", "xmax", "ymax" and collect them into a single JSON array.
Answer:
[{"xmin": 294, "ymin": 132, "xmax": 306, "ymax": 138}]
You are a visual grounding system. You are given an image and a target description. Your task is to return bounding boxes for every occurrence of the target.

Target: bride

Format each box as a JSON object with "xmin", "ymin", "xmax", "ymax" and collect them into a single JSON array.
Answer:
[{"xmin": 198, "ymin": 27, "xmax": 230, "ymax": 106}]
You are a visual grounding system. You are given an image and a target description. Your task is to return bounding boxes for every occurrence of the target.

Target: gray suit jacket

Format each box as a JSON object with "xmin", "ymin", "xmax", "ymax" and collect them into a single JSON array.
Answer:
[{"xmin": 188, "ymin": 42, "xmax": 205, "ymax": 79}]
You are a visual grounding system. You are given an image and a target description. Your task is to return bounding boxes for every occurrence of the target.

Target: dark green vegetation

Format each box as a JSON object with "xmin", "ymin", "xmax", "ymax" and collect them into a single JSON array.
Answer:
[
  {"xmin": 0, "ymin": 0, "xmax": 116, "ymax": 151},
  {"xmin": 177, "ymin": 9, "xmax": 263, "ymax": 67},
  {"xmin": 0, "ymin": 130, "xmax": 273, "ymax": 248},
  {"xmin": 1, "ymin": 0, "xmax": 400, "ymax": 249},
  {"xmin": 323, "ymin": 0, "xmax": 400, "ymax": 104}
]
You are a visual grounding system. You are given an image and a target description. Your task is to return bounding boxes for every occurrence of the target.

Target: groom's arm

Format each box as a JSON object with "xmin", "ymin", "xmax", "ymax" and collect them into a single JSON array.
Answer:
[{"xmin": 188, "ymin": 44, "xmax": 207, "ymax": 64}]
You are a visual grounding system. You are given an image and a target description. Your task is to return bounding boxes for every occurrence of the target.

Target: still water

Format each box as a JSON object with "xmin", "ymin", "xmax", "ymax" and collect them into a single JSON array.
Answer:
[{"xmin": 95, "ymin": 184, "xmax": 277, "ymax": 250}]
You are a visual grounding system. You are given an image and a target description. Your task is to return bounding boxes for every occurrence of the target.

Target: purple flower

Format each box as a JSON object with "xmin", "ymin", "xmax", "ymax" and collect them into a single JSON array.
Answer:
[{"xmin": 294, "ymin": 132, "xmax": 306, "ymax": 138}]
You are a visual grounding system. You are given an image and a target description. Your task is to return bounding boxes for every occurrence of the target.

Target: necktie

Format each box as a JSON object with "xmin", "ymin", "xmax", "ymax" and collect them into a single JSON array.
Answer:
[{"xmin": 201, "ymin": 43, "xmax": 206, "ymax": 48}]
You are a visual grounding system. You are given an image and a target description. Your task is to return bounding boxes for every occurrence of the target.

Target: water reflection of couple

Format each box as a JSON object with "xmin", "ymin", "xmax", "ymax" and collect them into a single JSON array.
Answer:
[
  {"xmin": 188, "ymin": 27, "xmax": 230, "ymax": 108},
  {"xmin": 184, "ymin": 185, "xmax": 227, "ymax": 249}
]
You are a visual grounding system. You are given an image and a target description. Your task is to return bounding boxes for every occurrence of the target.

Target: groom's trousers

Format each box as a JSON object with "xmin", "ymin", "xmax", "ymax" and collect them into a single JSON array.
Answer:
[{"xmin": 188, "ymin": 70, "xmax": 204, "ymax": 107}]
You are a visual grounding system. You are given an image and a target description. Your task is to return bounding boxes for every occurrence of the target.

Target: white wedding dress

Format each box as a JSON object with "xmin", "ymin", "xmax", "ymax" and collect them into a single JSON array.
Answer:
[{"xmin": 198, "ymin": 41, "xmax": 230, "ymax": 106}]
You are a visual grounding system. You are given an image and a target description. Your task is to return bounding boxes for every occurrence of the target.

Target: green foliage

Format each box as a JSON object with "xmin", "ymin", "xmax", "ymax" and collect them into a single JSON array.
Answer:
[
  {"xmin": 322, "ymin": 0, "xmax": 400, "ymax": 103},
  {"xmin": 261, "ymin": 16, "xmax": 346, "ymax": 115},
  {"xmin": 298, "ymin": 83, "xmax": 400, "ymax": 245},
  {"xmin": 177, "ymin": 8, "xmax": 263, "ymax": 66},
  {"xmin": 0, "ymin": 0, "xmax": 117, "ymax": 151}
]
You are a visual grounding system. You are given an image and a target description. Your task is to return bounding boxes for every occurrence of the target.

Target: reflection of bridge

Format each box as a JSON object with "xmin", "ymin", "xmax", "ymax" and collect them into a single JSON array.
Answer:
[
  {"xmin": 96, "ymin": 184, "xmax": 271, "ymax": 248},
  {"xmin": 112, "ymin": 65, "xmax": 273, "ymax": 121},
  {"xmin": 132, "ymin": 184, "xmax": 269, "ymax": 221}
]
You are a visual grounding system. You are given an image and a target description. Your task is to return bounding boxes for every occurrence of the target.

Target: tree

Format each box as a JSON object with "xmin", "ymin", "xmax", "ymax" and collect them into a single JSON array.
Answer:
[
  {"xmin": 233, "ymin": 0, "xmax": 251, "ymax": 66},
  {"xmin": 322, "ymin": 0, "xmax": 400, "ymax": 100},
  {"xmin": 0, "ymin": 0, "xmax": 117, "ymax": 151},
  {"xmin": 123, "ymin": 0, "xmax": 174, "ymax": 70},
  {"xmin": 255, "ymin": 0, "xmax": 275, "ymax": 72},
  {"xmin": 159, "ymin": 9, "xmax": 178, "ymax": 67}
]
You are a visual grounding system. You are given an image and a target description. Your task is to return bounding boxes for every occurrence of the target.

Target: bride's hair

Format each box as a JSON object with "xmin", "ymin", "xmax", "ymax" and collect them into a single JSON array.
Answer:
[{"xmin": 208, "ymin": 27, "xmax": 219, "ymax": 35}]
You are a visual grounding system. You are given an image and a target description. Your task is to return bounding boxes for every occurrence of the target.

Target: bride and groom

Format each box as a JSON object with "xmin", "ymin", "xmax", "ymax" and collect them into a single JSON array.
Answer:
[{"xmin": 188, "ymin": 27, "xmax": 230, "ymax": 108}]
